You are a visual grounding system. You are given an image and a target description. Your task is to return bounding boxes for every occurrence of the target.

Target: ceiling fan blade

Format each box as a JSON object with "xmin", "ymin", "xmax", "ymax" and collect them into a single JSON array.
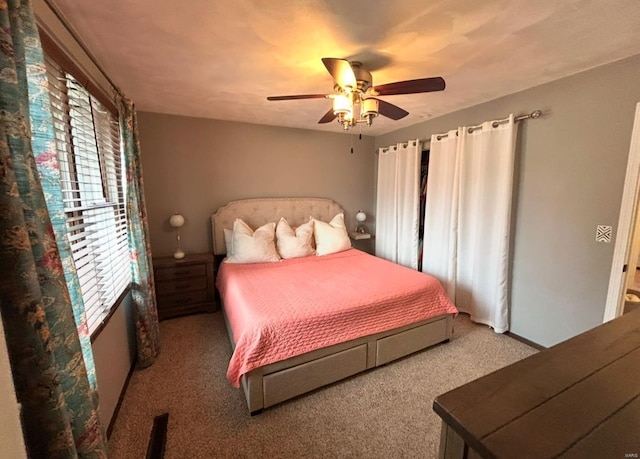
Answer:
[
  {"xmin": 267, "ymin": 94, "xmax": 327, "ymax": 100},
  {"xmin": 267, "ymin": 94, "xmax": 327, "ymax": 101},
  {"xmin": 322, "ymin": 58, "xmax": 357, "ymax": 89},
  {"xmin": 375, "ymin": 77, "xmax": 445, "ymax": 96},
  {"xmin": 375, "ymin": 99, "xmax": 409, "ymax": 120},
  {"xmin": 318, "ymin": 109, "xmax": 337, "ymax": 124}
]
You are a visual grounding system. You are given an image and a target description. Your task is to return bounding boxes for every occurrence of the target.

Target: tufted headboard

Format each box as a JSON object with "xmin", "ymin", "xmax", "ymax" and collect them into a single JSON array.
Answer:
[{"xmin": 211, "ymin": 197, "xmax": 345, "ymax": 255}]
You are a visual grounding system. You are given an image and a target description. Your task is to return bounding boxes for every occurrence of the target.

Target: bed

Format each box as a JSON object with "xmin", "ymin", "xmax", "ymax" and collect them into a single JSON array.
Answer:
[{"xmin": 212, "ymin": 197, "xmax": 457, "ymax": 414}]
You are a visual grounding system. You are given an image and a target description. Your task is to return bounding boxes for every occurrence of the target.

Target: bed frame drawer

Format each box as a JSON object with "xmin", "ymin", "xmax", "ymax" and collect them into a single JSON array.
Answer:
[
  {"xmin": 262, "ymin": 344, "xmax": 368, "ymax": 408},
  {"xmin": 376, "ymin": 318, "xmax": 448, "ymax": 366}
]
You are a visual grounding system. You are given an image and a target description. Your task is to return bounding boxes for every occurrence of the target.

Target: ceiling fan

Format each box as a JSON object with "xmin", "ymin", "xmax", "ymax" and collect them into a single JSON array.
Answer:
[{"xmin": 267, "ymin": 58, "xmax": 445, "ymax": 130}]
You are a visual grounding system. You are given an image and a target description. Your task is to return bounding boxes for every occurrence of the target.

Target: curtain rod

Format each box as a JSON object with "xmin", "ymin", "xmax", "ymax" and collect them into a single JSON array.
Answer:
[
  {"xmin": 42, "ymin": 0, "xmax": 124, "ymax": 100},
  {"xmin": 431, "ymin": 109, "xmax": 542, "ymax": 141},
  {"xmin": 378, "ymin": 110, "xmax": 543, "ymax": 153},
  {"xmin": 378, "ymin": 139, "xmax": 420, "ymax": 153}
]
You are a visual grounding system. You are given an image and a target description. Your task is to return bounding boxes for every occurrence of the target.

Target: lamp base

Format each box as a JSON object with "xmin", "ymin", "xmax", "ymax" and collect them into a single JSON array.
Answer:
[{"xmin": 173, "ymin": 249, "xmax": 185, "ymax": 260}]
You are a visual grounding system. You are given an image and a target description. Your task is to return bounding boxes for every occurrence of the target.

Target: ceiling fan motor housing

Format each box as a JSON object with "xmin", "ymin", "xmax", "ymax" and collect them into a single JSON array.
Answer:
[{"xmin": 350, "ymin": 62, "xmax": 372, "ymax": 92}]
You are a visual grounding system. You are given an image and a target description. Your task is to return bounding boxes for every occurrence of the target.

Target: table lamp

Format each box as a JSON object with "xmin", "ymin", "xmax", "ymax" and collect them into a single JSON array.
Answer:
[
  {"xmin": 355, "ymin": 210, "xmax": 367, "ymax": 233},
  {"xmin": 169, "ymin": 213, "xmax": 185, "ymax": 259}
]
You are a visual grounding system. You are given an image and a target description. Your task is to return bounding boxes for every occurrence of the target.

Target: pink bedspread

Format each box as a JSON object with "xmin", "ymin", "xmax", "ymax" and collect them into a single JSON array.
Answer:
[{"xmin": 216, "ymin": 249, "xmax": 457, "ymax": 387}]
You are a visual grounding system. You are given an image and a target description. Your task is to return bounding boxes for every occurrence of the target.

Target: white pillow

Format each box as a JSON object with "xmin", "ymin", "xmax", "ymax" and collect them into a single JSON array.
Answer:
[
  {"xmin": 276, "ymin": 218, "xmax": 315, "ymax": 259},
  {"xmin": 223, "ymin": 228, "xmax": 233, "ymax": 255},
  {"xmin": 225, "ymin": 219, "xmax": 280, "ymax": 264},
  {"xmin": 312, "ymin": 213, "xmax": 351, "ymax": 256}
]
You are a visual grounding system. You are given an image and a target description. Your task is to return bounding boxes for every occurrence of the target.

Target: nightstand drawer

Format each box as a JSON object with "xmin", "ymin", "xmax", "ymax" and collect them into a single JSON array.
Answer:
[
  {"xmin": 156, "ymin": 277, "xmax": 207, "ymax": 295},
  {"xmin": 157, "ymin": 290, "xmax": 209, "ymax": 309},
  {"xmin": 155, "ymin": 264, "xmax": 206, "ymax": 280}
]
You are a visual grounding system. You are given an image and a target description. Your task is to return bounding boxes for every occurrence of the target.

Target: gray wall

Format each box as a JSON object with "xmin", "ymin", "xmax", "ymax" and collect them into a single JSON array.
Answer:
[
  {"xmin": 376, "ymin": 53, "xmax": 640, "ymax": 347},
  {"xmin": 92, "ymin": 292, "xmax": 136, "ymax": 430},
  {"xmin": 137, "ymin": 115, "xmax": 376, "ymax": 256}
]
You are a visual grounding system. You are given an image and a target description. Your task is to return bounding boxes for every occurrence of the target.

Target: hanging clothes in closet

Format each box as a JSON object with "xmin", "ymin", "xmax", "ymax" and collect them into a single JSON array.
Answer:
[{"xmin": 417, "ymin": 149, "xmax": 430, "ymax": 272}]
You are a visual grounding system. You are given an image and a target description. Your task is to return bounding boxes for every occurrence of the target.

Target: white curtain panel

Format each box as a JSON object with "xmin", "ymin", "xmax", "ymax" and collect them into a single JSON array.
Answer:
[
  {"xmin": 456, "ymin": 115, "xmax": 517, "ymax": 333},
  {"xmin": 421, "ymin": 130, "xmax": 461, "ymax": 301},
  {"xmin": 375, "ymin": 146, "xmax": 399, "ymax": 262},
  {"xmin": 375, "ymin": 140, "xmax": 421, "ymax": 269}
]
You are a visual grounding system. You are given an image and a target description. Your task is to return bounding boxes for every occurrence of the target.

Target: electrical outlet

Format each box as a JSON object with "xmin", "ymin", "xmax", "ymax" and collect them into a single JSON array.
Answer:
[{"xmin": 596, "ymin": 225, "xmax": 612, "ymax": 243}]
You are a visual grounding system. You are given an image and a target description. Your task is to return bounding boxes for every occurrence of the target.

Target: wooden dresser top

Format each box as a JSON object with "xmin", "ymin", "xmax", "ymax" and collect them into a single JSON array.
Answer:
[{"xmin": 434, "ymin": 309, "xmax": 640, "ymax": 458}]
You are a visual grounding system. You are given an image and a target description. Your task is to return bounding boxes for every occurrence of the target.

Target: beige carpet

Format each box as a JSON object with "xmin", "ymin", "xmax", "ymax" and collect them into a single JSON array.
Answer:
[{"xmin": 108, "ymin": 312, "xmax": 536, "ymax": 458}]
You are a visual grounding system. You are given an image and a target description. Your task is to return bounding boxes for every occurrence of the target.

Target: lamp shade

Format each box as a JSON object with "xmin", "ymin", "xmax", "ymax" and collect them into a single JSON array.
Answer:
[
  {"xmin": 332, "ymin": 94, "xmax": 351, "ymax": 116},
  {"xmin": 356, "ymin": 211, "xmax": 366, "ymax": 223},
  {"xmin": 169, "ymin": 213, "xmax": 185, "ymax": 228},
  {"xmin": 361, "ymin": 98, "xmax": 379, "ymax": 118}
]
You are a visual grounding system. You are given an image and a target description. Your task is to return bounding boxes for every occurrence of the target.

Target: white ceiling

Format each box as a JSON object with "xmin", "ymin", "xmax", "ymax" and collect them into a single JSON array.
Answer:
[{"xmin": 49, "ymin": 0, "xmax": 640, "ymax": 136}]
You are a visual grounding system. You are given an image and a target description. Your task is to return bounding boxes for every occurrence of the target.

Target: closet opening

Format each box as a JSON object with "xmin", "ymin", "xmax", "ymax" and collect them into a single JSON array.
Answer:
[{"xmin": 418, "ymin": 148, "xmax": 430, "ymax": 272}]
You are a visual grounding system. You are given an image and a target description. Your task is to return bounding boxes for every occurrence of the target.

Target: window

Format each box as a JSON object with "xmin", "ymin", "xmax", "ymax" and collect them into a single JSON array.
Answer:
[{"xmin": 45, "ymin": 54, "xmax": 131, "ymax": 334}]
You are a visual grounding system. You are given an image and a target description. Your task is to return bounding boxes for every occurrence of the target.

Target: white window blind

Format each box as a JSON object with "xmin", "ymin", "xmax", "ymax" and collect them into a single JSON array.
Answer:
[{"xmin": 45, "ymin": 55, "xmax": 131, "ymax": 334}]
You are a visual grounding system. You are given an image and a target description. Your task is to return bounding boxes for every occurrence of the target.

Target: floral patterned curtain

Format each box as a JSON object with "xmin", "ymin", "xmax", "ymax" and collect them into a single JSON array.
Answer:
[
  {"xmin": 0, "ymin": 0, "xmax": 108, "ymax": 456},
  {"xmin": 119, "ymin": 97, "xmax": 161, "ymax": 368},
  {"xmin": 30, "ymin": 11, "xmax": 99, "ymax": 399}
]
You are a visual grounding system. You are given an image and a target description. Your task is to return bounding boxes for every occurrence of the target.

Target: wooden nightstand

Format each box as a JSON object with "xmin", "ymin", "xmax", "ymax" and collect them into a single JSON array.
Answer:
[
  {"xmin": 153, "ymin": 252, "xmax": 217, "ymax": 320},
  {"xmin": 349, "ymin": 231, "xmax": 371, "ymax": 241},
  {"xmin": 349, "ymin": 232, "xmax": 374, "ymax": 255}
]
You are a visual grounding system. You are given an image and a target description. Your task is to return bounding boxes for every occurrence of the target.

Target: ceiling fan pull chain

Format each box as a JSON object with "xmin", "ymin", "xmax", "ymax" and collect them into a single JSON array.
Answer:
[{"xmin": 350, "ymin": 134, "xmax": 354, "ymax": 154}]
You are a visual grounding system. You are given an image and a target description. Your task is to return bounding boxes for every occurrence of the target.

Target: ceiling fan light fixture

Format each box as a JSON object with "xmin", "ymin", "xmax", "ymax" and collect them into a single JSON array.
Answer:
[
  {"xmin": 341, "ymin": 113, "xmax": 354, "ymax": 130},
  {"xmin": 360, "ymin": 98, "xmax": 379, "ymax": 127},
  {"xmin": 332, "ymin": 94, "xmax": 351, "ymax": 116},
  {"xmin": 361, "ymin": 98, "xmax": 379, "ymax": 118}
]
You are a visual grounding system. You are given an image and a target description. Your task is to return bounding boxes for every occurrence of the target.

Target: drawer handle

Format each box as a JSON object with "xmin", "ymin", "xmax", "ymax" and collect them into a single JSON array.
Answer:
[
  {"xmin": 174, "ymin": 271, "xmax": 192, "ymax": 276},
  {"xmin": 173, "ymin": 282, "xmax": 191, "ymax": 290}
]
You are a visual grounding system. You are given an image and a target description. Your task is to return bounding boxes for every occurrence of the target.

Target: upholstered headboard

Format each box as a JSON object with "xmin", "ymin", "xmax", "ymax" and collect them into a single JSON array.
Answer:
[{"xmin": 211, "ymin": 197, "xmax": 345, "ymax": 255}]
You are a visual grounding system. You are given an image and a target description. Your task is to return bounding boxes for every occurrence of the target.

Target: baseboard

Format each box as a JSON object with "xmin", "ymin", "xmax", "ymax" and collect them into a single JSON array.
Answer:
[
  {"xmin": 106, "ymin": 356, "xmax": 137, "ymax": 438},
  {"xmin": 505, "ymin": 331, "xmax": 546, "ymax": 351}
]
